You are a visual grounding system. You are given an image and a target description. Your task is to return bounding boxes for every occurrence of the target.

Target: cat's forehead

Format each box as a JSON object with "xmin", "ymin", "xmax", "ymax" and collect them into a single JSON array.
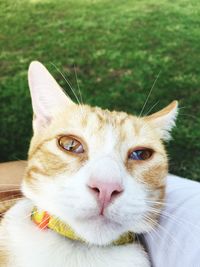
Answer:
[
  {"xmin": 58, "ymin": 104, "xmax": 138, "ymax": 130},
  {"xmin": 53, "ymin": 104, "xmax": 154, "ymax": 144}
]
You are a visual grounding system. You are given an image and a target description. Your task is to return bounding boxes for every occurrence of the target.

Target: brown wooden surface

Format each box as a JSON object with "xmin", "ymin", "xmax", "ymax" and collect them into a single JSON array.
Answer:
[{"xmin": 0, "ymin": 161, "xmax": 27, "ymax": 217}]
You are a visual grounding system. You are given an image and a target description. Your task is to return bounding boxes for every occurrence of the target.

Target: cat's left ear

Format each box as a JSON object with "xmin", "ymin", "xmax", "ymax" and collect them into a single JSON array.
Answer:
[{"xmin": 144, "ymin": 101, "xmax": 178, "ymax": 140}]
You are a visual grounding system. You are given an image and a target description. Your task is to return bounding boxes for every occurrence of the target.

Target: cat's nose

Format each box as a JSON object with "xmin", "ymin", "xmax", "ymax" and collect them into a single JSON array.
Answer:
[{"xmin": 87, "ymin": 180, "xmax": 123, "ymax": 214}]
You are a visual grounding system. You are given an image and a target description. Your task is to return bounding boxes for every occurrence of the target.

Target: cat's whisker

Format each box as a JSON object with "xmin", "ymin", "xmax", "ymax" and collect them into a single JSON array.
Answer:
[
  {"xmin": 144, "ymin": 214, "xmax": 185, "ymax": 254},
  {"xmin": 74, "ymin": 64, "xmax": 83, "ymax": 105},
  {"xmin": 142, "ymin": 215, "xmax": 160, "ymax": 236},
  {"xmin": 0, "ymin": 210, "xmax": 35, "ymax": 221},
  {"xmin": 146, "ymin": 208, "xmax": 200, "ymax": 251},
  {"xmin": 177, "ymin": 106, "xmax": 188, "ymax": 110},
  {"xmin": 124, "ymin": 199, "xmax": 179, "ymax": 210},
  {"xmin": 34, "ymin": 212, "xmax": 55, "ymax": 232},
  {"xmin": 149, "ymin": 209, "xmax": 200, "ymax": 241},
  {"xmin": 144, "ymin": 199, "xmax": 165, "ymax": 204},
  {"xmin": 144, "ymin": 199, "xmax": 168, "ymax": 206},
  {"xmin": 51, "ymin": 62, "xmax": 85, "ymax": 118},
  {"xmin": 178, "ymin": 113, "xmax": 198, "ymax": 119},
  {"xmin": 139, "ymin": 219, "xmax": 165, "ymax": 263},
  {"xmin": 149, "ymin": 207, "xmax": 200, "ymax": 235},
  {"xmin": 73, "ymin": 65, "xmax": 87, "ymax": 134},
  {"xmin": 145, "ymin": 200, "xmax": 189, "ymax": 210},
  {"xmin": 21, "ymin": 211, "xmax": 37, "ymax": 220},
  {"xmin": 178, "ymin": 106, "xmax": 197, "ymax": 119},
  {"xmin": 142, "ymin": 216, "xmax": 173, "ymax": 266},
  {"xmin": 39, "ymin": 216, "xmax": 65, "ymax": 233},
  {"xmin": 50, "ymin": 62, "xmax": 77, "ymax": 101},
  {"xmin": 139, "ymin": 70, "xmax": 161, "ymax": 117},
  {"xmin": 144, "ymin": 101, "xmax": 160, "ymax": 116}
]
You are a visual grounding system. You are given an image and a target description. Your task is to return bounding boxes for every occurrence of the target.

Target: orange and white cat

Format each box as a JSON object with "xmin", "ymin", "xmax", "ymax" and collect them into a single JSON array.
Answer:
[{"xmin": 0, "ymin": 61, "xmax": 178, "ymax": 267}]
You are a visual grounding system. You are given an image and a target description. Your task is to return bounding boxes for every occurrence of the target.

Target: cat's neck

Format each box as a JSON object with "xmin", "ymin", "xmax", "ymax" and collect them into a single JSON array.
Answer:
[
  {"xmin": 2, "ymin": 199, "xmax": 149, "ymax": 267},
  {"xmin": 31, "ymin": 206, "xmax": 135, "ymax": 246}
]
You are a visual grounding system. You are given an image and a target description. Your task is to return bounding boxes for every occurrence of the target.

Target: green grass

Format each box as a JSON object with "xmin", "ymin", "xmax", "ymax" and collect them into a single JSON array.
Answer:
[{"xmin": 0, "ymin": 0, "xmax": 200, "ymax": 180}]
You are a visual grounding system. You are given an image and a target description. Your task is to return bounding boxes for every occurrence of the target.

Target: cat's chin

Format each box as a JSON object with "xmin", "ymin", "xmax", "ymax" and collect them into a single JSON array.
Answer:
[
  {"xmin": 65, "ymin": 214, "xmax": 128, "ymax": 246},
  {"xmin": 86, "ymin": 213, "xmax": 122, "ymax": 228},
  {"xmin": 67, "ymin": 210, "xmax": 155, "ymax": 246}
]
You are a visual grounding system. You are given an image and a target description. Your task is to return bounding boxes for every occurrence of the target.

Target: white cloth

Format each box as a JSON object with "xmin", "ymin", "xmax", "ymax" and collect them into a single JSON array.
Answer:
[{"xmin": 143, "ymin": 174, "xmax": 200, "ymax": 267}]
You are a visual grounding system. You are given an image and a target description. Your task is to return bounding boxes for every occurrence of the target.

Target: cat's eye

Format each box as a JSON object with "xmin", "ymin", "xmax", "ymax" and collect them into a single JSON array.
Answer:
[
  {"xmin": 128, "ymin": 148, "xmax": 153, "ymax": 161},
  {"xmin": 58, "ymin": 136, "xmax": 84, "ymax": 154}
]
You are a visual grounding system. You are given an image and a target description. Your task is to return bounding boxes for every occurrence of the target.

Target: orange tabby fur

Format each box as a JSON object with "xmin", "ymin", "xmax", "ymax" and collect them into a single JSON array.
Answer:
[{"xmin": 24, "ymin": 102, "xmax": 172, "ymax": 231}]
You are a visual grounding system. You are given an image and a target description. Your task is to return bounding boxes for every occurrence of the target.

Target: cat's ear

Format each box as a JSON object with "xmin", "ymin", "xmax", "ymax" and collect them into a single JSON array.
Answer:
[
  {"xmin": 145, "ymin": 101, "xmax": 178, "ymax": 140},
  {"xmin": 28, "ymin": 61, "xmax": 74, "ymax": 131}
]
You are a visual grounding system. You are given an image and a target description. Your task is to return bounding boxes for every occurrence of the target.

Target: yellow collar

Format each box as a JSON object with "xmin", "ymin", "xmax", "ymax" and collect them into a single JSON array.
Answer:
[{"xmin": 31, "ymin": 207, "xmax": 135, "ymax": 246}]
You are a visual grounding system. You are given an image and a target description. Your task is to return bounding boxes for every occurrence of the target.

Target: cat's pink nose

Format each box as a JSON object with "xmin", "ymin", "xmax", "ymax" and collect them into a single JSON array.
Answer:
[{"xmin": 87, "ymin": 180, "xmax": 123, "ymax": 215}]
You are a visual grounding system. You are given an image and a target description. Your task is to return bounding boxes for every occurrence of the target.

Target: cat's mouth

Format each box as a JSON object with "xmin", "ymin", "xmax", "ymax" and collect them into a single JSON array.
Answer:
[{"xmin": 83, "ymin": 213, "xmax": 123, "ymax": 228}]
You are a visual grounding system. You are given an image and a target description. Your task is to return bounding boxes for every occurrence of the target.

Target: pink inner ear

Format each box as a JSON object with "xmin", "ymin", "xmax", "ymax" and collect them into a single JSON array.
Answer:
[
  {"xmin": 33, "ymin": 114, "xmax": 52, "ymax": 129},
  {"xmin": 28, "ymin": 61, "xmax": 74, "ymax": 131}
]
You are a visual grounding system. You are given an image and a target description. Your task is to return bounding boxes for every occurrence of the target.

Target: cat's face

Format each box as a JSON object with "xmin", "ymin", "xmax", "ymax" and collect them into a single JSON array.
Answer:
[{"xmin": 22, "ymin": 61, "xmax": 178, "ymax": 245}]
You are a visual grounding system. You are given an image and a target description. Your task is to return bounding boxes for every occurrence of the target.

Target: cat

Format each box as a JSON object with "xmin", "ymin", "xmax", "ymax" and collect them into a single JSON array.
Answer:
[{"xmin": 0, "ymin": 61, "xmax": 178, "ymax": 267}]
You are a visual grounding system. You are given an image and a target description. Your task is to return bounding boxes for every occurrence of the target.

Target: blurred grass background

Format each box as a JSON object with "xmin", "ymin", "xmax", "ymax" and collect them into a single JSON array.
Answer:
[{"xmin": 0, "ymin": 0, "xmax": 200, "ymax": 180}]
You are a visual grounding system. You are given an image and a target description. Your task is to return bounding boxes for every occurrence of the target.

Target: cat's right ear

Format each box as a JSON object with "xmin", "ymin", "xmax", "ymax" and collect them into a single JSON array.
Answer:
[{"xmin": 28, "ymin": 61, "xmax": 74, "ymax": 132}]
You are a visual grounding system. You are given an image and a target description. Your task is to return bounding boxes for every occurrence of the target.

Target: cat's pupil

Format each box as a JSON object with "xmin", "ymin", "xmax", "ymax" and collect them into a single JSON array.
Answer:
[
  {"xmin": 64, "ymin": 140, "xmax": 78, "ymax": 151},
  {"xmin": 129, "ymin": 149, "xmax": 153, "ymax": 161},
  {"xmin": 67, "ymin": 140, "xmax": 75, "ymax": 150},
  {"xmin": 139, "ymin": 150, "xmax": 150, "ymax": 160},
  {"xmin": 58, "ymin": 136, "xmax": 84, "ymax": 154}
]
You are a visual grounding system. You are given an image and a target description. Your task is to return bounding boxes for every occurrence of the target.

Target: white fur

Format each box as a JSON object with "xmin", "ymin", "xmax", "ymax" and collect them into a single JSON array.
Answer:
[{"xmin": 1, "ymin": 199, "xmax": 150, "ymax": 267}]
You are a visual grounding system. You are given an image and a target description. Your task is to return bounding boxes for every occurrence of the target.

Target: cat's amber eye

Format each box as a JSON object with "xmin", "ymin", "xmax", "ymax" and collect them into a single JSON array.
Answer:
[
  {"xmin": 58, "ymin": 136, "xmax": 84, "ymax": 154},
  {"xmin": 128, "ymin": 148, "xmax": 153, "ymax": 161}
]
